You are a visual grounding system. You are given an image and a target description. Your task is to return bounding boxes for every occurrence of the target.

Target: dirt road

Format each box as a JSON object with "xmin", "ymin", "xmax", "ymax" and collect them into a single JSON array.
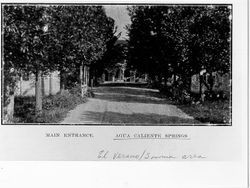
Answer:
[{"xmin": 61, "ymin": 86, "xmax": 197, "ymax": 124}]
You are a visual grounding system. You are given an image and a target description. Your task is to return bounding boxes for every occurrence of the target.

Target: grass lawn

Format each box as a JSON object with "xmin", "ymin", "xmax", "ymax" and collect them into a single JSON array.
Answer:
[
  {"xmin": 13, "ymin": 87, "xmax": 90, "ymax": 123},
  {"xmin": 177, "ymin": 100, "xmax": 231, "ymax": 124},
  {"xmin": 14, "ymin": 96, "xmax": 70, "ymax": 123}
]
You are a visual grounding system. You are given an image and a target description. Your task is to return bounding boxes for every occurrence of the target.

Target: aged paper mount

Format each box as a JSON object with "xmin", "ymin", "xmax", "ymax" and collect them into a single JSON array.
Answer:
[{"xmin": 0, "ymin": 0, "xmax": 248, "ymax": 188}]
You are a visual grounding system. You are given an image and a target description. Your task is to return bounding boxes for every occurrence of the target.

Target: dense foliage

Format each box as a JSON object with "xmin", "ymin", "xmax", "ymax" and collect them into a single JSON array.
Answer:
[
  {"xmin": 127, "ymin": 5, "xmax": 231, "ymax": 96},
  {"xmin": 47, "ymin": 6, "xmax": 115, "ymax": 88},
  {"xmin": 3, "ymin": 5, "xmax": 115, "ymax": 118}
]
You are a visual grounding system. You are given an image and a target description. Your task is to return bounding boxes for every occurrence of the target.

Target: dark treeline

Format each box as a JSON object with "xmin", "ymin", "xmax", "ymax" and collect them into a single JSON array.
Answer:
[
  {"xmin": 126, "ymin": 5, "xmax": 231, "ymax": 102},
  {"xmin": 3, "ymin": 5, "xmax": 118, "ymax": 120}
]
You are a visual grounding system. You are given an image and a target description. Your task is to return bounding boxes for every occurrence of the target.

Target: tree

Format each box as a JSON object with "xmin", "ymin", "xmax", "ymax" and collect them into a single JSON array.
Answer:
[
  {"xmin": 3, "ymin": 5, "xmax": 53, "ymax": 117},
  {"xmin": 3, "ymin": 6, "xmax": 23, "ymax": 121},
  {"xmin": 3, "ymin": 5, "xmax": 116, "ymax": 120},
  {"xmin": 48, "ymin": 6, "xmax": 115, "ymax": 93},
  {"xmin": 188, "ymin": 6, "xmax": 231, "ymax": 95},
  {"xmin": 127, "ymin": 5, "xmax": 231, "ymax": 101},
  {"xmin": 127, "ymin": 6, "xmax": 155, "ymax": 79}
]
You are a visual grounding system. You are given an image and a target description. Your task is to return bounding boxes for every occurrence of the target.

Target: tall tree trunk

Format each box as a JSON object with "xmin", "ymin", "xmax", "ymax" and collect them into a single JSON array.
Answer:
[
  {"xmin": 199, "ymin": 75, "xmax": 205, "ymax": 102},
  {"xmin": 164, "ymin": 74, "xmax": 167, "ymax": 86},
  {"xmin": 7, "ymin": 94, "xmax": 15, "ymax": 122},
  {"xmin": 86, "ymin": 66, "xmax": 89, "ymax": 86},
  {"xmin": 182, "ymin": 75, "xmax": 190, "ymax": 93},
  {"xmin": 49, "ymin": 73, "xmax": 52, "ymax": 95},
  {"xmin": 19, "ymin": 74, "xmax": 22, "ymax": 95},
  {"xmin": 80, "ymin": 63, "xmax": 84, "ymax": 98},
  {"xmin": 60, "ymin": 71, "xmax": 65, "ymax": 92},
  {"xmin": 208, "ymin": 72, "xmax": 214, "ymax": 94},
  {"xmin": 41, "ymin": 74, "xmax": 45, "ymax": 97},
  {"xmin": 89, "ymin": 67, "xmax": 94, "ymax": 88},
  {"xmin": 186, "ymin": 76, "xmax": 191, "ymax": 93},
  {"xmin": 199, "ymin": 75, "xmax": 202, "ymax": 98},
  {"xmin": 35, "ymin": 70, "xmax": 42, "ymax": 115},
  {"xmin": 201, "ymin": 72, "xmax": 215, "ymax": 100},
  {"xmin": 102, "ymin": 73, "xmax": 105, "ymax": 83},
  {"xmin": 4, "ymin": 85, "xmax": 15, "ymax": 123}
]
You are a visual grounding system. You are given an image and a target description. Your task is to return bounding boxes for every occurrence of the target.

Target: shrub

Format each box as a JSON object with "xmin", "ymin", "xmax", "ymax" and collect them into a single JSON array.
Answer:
[
  {"xmin": 34, "ymin": 108, "xmax": 69, "ymax": 123},
  {"xmin": 159, "ymin": 85, "xmax": 193, "ymax": 104},
  {"xmin": 69, "ymin": 84, "xmax": 95, "ymax": 98},
  {"xmin": 43, "ymin": 89, "xmax": 87, "ymax": 110},
  {"xmin": 204, "ymin": 90, "xmax": 230, "ymax": 101},
  {"xmin": 86, "ymin": 88, "xmax": 95, "ymax": 98},
  {"xmin": 178, "ymin": 100, "xmax": 231, "ymax": 124},
  {"xmin": 159, "ymin": 85, "xmax": 174, "ymax": 98},
  {"xmin": 14, "ymin": 85, "xmax": 90, "ymax": 123},
  {"xmin": 69, "ymin": 84, "xmax": 82, "ymax": 97},
  {"xmin": 14, "ymin": 96, "xmax": 36, "ymax": 122}
]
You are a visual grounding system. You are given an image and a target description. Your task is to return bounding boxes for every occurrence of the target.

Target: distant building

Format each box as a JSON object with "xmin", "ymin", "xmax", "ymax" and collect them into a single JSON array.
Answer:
[
  {"xmin": 102, "ymin": 61, "xmax": 126, "ymax": 82},
  {"xmin": 101, "ymin": 40, "xmax": 147, "ymax": 83}
]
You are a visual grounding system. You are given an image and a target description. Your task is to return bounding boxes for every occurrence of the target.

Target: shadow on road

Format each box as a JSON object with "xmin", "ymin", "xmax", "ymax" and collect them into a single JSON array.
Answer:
[
  {"xmin": 93, "ymin": 86, "xmax": 171, "ymax": 105},
  {"xmin": 80, "ymin": 111, "xmax": 199, "ymax": 124}
]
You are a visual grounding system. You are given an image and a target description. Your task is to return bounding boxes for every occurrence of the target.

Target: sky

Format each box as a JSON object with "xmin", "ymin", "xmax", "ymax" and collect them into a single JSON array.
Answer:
[{"xmin": 104, "ymin": 5, "xmax": 131, "ymax": 40}]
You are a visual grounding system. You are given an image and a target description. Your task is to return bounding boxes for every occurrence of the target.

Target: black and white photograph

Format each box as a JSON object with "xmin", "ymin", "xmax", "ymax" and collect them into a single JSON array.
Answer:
[
  {"xmin": 2, "ymin": 4, "xmax": 232, "ymax": 125},
  {"xmin": 0, "ymin": 1, "xmax": 248, "ymax": 187}
]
